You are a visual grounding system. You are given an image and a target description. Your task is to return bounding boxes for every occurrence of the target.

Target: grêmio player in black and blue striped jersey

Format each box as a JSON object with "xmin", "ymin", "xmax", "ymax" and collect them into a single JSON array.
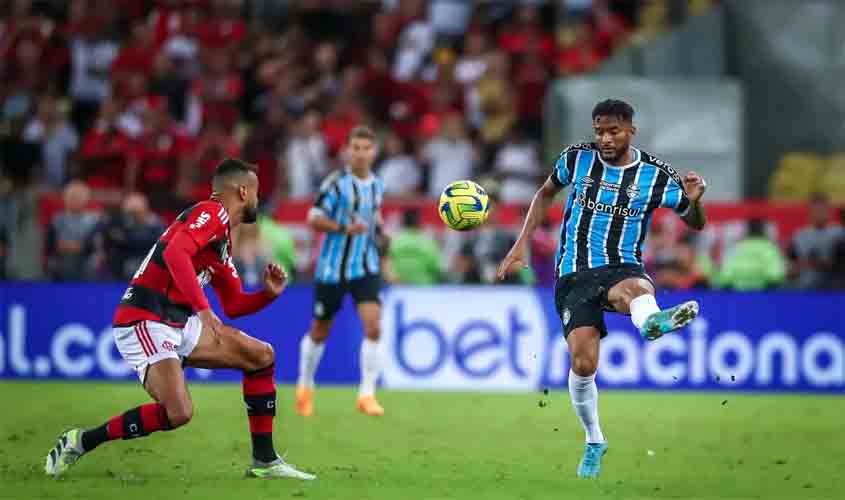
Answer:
[{"xmin": 498, "ymin": 99, "xmax": 707, "ymax": 479}]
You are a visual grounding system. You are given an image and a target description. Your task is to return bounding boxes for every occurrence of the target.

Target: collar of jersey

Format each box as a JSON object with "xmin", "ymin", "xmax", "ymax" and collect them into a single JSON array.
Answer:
[
  {"xmin": 345, "ymin": 168, "xmax": 375, "ymax": 184},
  {"xmin": 597, "ymin": 147, "xmax": 641, "ymax": 169}
]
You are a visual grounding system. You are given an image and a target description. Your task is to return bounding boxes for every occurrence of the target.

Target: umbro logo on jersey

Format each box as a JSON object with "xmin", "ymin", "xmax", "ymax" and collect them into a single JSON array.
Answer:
[{"xmin": 190, "ymin": 211, "xmax": 211, "ymax": 229}]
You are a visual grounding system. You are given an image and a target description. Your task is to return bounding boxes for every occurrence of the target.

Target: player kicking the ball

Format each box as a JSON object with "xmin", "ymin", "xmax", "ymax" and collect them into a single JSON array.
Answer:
[
  {"xmin": 498, "ymin": 100, "xmax": 707, "ymax": 479},
  {"xmin": 295, "ymin": 126, "xmax": 388, "ymax": 417},
  {"xmin": 45, "ymin": 159, "xmax": 314, "ymax": 480}
]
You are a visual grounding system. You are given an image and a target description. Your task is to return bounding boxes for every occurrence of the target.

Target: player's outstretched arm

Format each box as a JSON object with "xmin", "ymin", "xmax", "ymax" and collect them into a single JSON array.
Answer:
[
  {"xmin": 307, "ymin": 209, "xmax": 366, "ymax": 235},
  {"xmin": 497, "ymin": 177, "xmax": 562, "ymax": 280},
  {"xmin": 211, "ymin": 260, "xmax": 285, "ymax": 319},
  {"xmin": 681, "ymin": 171, "xmax": 707, "ymax": 230}
]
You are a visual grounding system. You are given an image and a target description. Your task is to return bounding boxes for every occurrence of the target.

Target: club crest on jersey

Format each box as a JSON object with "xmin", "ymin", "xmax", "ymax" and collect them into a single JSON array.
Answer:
[
  {"xmin": 190, "ymin": 211, "xmax": 211, "ymax": 230},
  {"xmin": 626, "ymin": 183, "xmax": 641, "ymax": 199},
  {"xmin": 563, "ymin": 308, "xmax": 571, "ymax": 326}
]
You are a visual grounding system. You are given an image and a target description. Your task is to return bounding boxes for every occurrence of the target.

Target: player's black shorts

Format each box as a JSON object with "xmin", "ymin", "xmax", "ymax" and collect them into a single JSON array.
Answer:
[
  {"xmin": 554, "ymin": 264, "xmax": 654, "ymax": 339},
  {"xmin": 313, "ymin": 274, "xmax": 382, "ymax": 320}
]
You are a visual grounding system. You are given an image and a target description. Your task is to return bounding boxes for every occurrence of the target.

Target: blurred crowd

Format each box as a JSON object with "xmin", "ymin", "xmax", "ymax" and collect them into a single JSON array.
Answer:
[
  {"xmin": 8, "ymin": 0, "xmax": 836, "ymax": 293},
  {"xmin": 1, "ymin": 0, "xmax": 646, "ymax": 206}
]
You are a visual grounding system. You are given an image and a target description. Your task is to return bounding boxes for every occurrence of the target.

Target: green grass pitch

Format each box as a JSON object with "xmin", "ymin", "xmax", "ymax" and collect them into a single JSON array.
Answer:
[{"xmin": 1, "ymin": 381, "xmax": 842, "ymax": 500}]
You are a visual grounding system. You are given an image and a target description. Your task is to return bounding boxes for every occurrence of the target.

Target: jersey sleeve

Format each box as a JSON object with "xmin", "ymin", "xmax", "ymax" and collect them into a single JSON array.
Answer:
[
  {"xmin": 549, "ymin": 149, "xmax": 575, "ymax": 188},
  {"xmin": 180, "ymin": 201, "xmax": 228, "ymax": 247},
  {"xmin": 661, "ymin": 176, "xmax": 692, "ymax": 216},
  {"xmin": 312, "ymin": 175, "xmax": 341, "ymax": 220}
]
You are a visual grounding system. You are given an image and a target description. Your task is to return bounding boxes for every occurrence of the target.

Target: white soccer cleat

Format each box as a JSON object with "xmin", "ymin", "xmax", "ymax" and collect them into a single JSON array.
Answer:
[
  {"xmin": 246, "ymin": 455, "xmax": 316, "ymax": 480},
  {"xmin": 45, "ymin": 429, "xmax": 84, "ymax": 477}
]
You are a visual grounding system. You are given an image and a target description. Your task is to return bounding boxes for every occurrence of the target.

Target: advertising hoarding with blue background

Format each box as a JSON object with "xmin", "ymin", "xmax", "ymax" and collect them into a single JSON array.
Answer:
[{"xmin": 0, "ymin": 283, "xmax": 842, "ymax": 393}]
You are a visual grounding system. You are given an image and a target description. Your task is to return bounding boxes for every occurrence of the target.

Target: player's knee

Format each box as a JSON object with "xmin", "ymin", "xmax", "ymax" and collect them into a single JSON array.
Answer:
[
  {"xmin": 257, "ymin": 341, "xmax": 275, "ymax": 367},
  {"xmin": 571, "ymin": 354, "xmax": 598, "ymax": 377},
  {"xmin": 165, "ymin": 399, "xmax": 193, "ymax": 428},
  {"xmin": 245, "ymin": 340, "xmax": 274, "ymax": 371},
  {"xmin": 364, "ymin": 321, "xmax": 381, "ymax": 341},
  {"xmin": 310, "ymin": 322, "xmax": 331, "ymax": 343}
]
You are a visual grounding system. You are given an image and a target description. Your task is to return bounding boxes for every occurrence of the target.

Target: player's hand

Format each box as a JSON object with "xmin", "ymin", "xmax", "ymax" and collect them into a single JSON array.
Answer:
[
  {"xmin": 497, "ymin": 241, "xmax": 529, "ymax": 281},
  {"xmin": 263, "ymin": 262, "xmax": 288, "ymax": 297},
  {"xmin": 197, "ymin": 308, "xmax": 225, "ymax": 340},
  {"xmin": 346, "ymin": 220, "xmax": 368, "ymax": 235},
  {"xmin": 683, "ymin": 171, "xmax": 707, "ymax": 202}
]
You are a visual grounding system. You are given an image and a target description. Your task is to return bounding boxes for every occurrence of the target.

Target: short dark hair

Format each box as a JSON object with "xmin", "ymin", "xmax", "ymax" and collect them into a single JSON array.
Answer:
[
  {"xmin": 212, "ymin": 158, "xmax": 258, "ymax": 191},
  {"xmin": 592, "ymin": 99, "xmax": 635, "ymax": 122},
  {"xmin": 348, "ymin": 125, "xmax": 376, "ymax": 143}
]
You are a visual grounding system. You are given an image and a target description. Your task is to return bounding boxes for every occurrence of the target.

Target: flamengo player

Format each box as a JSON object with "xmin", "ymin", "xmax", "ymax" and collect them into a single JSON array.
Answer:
[
  {"xmin": 45, "ymin": 159, "xmax": 314, "ymax": 480},
  {"xmin": 498, "ymin": 100, "xmax": 707, "ymax": 478}
]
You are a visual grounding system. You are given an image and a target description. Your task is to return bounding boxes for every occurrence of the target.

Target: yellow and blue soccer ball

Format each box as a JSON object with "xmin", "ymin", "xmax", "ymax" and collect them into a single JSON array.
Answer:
[{"xmin": 438, "ymin": 180, "xmax": 490, "ymax": 231}]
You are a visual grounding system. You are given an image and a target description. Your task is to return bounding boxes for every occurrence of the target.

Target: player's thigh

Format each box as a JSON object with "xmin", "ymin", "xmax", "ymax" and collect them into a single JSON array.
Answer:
[
  {"xmin": 313, "ymin": 281, "xmax": 345, "ymax": 325},
  {"xmin": 555, "ymin": 271, "xmax": 607, "ymax": 338},
  {"xmin": 351, "ymin": 275, "xmax": 382, "ymax": 338},
  {"xmin": 144, "ymin": 358, "xmax": 193, "ymax": 425},
  {"xmin": 184, "ymin": 323, "xmax": 273, "ymax": 372},
  {"xmin": 607, "ymin": 276, "xmax": 656, "ymax": 314}
]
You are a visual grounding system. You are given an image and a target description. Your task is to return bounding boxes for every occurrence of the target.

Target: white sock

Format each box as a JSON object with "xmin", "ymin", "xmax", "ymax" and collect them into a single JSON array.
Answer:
[
  {"xmin": 297, "ymin": 335, "xmax": 325, "ymax": 389},
  {"xmin": 359, "ymin": 338, "xmax": 382, "ymax": 397},
  {"xmin": 568, "ymin": 370, "xmax": 605, "ymax": 443},
  {"xmin": 630, "ymin": 294, "xmax": 660, "ymax": 329}
]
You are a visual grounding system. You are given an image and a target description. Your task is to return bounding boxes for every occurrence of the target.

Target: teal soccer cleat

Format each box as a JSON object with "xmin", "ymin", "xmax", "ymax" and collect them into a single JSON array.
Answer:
[
  {"xmin": 639, "ymin": 301, "xmax": 699, "ymax": 341},
  {"xmin": 577, "ymin": 442, "xmax": 609, "ymax": 479}
]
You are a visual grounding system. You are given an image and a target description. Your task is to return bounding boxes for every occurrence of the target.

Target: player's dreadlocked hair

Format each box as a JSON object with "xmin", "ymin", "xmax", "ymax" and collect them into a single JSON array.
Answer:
[
  {"xmin": 592, "ymin": 99, "xmax": 635, "ymax": 122},
  {"xmin": 212, "ymin": 158, "xmax": 258, "ymax": 191}
]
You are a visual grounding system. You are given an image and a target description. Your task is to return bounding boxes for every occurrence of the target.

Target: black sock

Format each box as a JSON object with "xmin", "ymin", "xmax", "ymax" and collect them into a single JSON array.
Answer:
[
  {"xmin": 251, "ymin": 433, "xmax": 276, "ymax": 463},
  {"xmin": 81, "ymin": 423, "xmax": 109, "ymax": 452}
]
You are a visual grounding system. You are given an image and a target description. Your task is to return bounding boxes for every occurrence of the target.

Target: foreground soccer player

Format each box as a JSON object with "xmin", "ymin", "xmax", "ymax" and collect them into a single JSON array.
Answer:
[
  {"xmin": 295, "ymin": 126, "xmax": 388, "ymax": 417},
  {"xmin": 45, "ymin": 159, "xmax": 314, "ymax": 480},
  {"xmin": 498, "ymin": 99, "xmax": 707, "ymax": 479}
]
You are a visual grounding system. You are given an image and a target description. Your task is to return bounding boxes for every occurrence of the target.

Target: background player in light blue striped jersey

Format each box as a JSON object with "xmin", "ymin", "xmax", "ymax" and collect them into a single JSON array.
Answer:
[
  {"xmin": 498, "ymin": 100, "xmax": 708, "ymax": 479},
  {"xmin": 295, "ymin": 126, "xmax": 388, "ymax": 417}
]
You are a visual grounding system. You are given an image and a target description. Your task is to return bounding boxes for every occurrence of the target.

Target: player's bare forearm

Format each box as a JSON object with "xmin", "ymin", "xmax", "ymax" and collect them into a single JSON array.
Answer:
[
  {"xmin": 307, "ymin": 212, "xmax": 343, "ymax": 233},
  {"xmin": 680, "ymin": 171, "xmax": 707, "ymax": 230},
  {"xmin": 682, "ymin": 200, "xmax": 706, "ymax": 230},
  {"xmin": 515, "ymin": 178, "xmax": 560, "ymax": 246}
]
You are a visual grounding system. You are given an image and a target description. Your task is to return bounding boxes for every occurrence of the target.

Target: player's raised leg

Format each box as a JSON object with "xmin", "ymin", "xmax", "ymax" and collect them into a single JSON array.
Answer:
[
  {"xmin": 295, "ymin": 319, "xmax": 332, "ymax": 416},
  {"xmin": 567, "ymin": 326, "xmax": 609, "ymax": 479},
  {"xmin": 46, "ymin": 356, "xmax": 191, "ymax": 477},
  {"xmin": 356, "ymin": 301, "xmax": 384, "ymax": 416},
  {"xmin": 186, "ymin": 323, "xmax": 315, "ymax": 480},
  {"xmin": 608, "ymin": 277, "xmax": 699, "ymax": 341}
]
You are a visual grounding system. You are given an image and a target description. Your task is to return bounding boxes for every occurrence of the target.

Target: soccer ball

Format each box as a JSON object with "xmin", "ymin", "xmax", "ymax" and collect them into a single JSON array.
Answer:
[{"xmin": 438, "ymin": 180, "xmax": 490, "ymax": 231}]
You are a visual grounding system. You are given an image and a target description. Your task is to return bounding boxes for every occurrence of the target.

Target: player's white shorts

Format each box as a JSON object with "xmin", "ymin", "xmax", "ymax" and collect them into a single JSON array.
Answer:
[{"xmin": 113, "ymin": 316, "xmax": 203, "ymax": 383}]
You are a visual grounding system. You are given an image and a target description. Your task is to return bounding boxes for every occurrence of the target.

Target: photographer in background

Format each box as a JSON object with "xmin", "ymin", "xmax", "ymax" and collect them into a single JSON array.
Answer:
[{"xmin": 95, "ymin": 192, "xmax": 164, "ymax": 281}]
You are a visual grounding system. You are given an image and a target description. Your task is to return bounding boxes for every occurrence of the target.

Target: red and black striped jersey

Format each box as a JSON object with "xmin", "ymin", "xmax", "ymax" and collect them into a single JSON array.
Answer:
[{"xmin": 112, "ymin": 199, "xmax": 234, "ymax": 327}]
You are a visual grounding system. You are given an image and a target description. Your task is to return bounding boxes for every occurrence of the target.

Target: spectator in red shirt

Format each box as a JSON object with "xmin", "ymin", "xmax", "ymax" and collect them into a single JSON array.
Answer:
[
  {"xmin": 1, "ymin": 31, "xmax": 52, "ymax": 123},
  {"xmin": 111, "ymin": 23, "xmax": 159, "ymax": 93},
  {"xmin": 241, "ymin": 102, "xmax": 289, "ymax": 204},
  {"xmin": 513, "ymin": 52, "xmax": 548, "ymax": 140},
  {"xmin": 182, "ymin": 120, "xmax": 241, "ymax": 202},
  {"xmin": 129, "ymin": 95, "xmax": 193, "ymax": 210},
  {"xmin": 556, "ymin": 23, "xmax": 603, "ymax": 76},
  {"xmin": 196, "ymin": 0, "xmax": 247, "ymax": 49},
  {"xmin": 497, "ymin": 4, "xmax": 556, "ymax": 61},
  {"xmin": 79, "ymin": 97, "xmax": 134, "ymax": 190},
  {"xmin": 191, "ymin": 46, "xmax": 243, "ymax": 133}
]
